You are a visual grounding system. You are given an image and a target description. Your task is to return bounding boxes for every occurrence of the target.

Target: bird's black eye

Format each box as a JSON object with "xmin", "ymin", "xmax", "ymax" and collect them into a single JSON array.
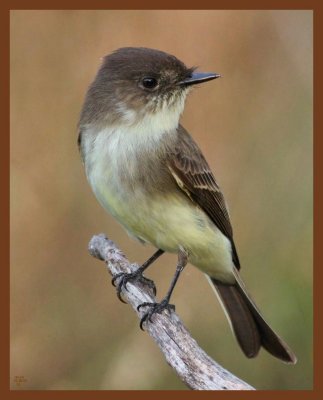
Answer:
[{"xmin": 141, "ymin": 77, "xmax": 158, "ymax": 89}]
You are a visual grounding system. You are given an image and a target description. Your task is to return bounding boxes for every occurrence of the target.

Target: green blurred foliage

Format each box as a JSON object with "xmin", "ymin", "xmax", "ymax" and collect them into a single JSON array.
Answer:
[{"xmin": 10, "ymin": 10, "xmax": 312, "ymax": 390}]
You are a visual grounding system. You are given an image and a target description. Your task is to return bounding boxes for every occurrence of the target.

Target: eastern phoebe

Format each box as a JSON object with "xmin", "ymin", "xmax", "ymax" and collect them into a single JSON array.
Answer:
[{"xmin": 78, "ymin": 47, "xmax": 296, "ymax": 364}]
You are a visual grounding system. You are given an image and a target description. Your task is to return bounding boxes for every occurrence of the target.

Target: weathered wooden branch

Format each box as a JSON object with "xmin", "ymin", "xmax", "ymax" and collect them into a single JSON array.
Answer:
[{"xmin": 88, "ymin": 233, "xmax": 255, "ymax": 391}]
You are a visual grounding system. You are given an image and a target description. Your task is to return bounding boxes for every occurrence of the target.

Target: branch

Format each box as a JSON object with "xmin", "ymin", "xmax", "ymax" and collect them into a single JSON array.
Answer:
[{"xmin": 88, "ymin": 233, "xmax": 255, "ymax": 391}]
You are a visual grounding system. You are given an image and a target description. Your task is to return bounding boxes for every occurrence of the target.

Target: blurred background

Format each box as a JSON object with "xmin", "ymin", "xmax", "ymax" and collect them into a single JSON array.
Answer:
[{"xmin": 10, "ymin": 10, "xmax": 312, "ymax": 390}]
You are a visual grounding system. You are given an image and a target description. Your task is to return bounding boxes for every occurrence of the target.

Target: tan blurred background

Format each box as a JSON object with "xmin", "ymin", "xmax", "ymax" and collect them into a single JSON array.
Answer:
[{"xmin": 10, "ymin": 10, "xmax": 312, "ymax": 390}]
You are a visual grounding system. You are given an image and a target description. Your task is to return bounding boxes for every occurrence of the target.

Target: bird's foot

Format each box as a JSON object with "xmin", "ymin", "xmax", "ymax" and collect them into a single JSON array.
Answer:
[
  {"xmin": 112, "ymin": 267, "xmax": 156, "ymax": 303},
  {"xmin": 137, "ymin": 298, "xmax": 175, "ymax": 330}
]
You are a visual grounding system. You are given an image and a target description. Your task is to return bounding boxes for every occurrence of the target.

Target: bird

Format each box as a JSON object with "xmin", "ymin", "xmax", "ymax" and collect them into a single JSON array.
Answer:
[{"xmin": 78, "ymin": 47, "xmax": 297, "ymax": 364}]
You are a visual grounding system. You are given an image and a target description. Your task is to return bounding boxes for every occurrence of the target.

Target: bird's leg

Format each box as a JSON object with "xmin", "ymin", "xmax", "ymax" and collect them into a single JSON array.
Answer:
[
  {"xmin": 112, "ymin": 249, "xmax": 164, "ymax": 303},
  {"xmin": 137, "ymin": 248, "xmax": 188, "ymax": 330}
]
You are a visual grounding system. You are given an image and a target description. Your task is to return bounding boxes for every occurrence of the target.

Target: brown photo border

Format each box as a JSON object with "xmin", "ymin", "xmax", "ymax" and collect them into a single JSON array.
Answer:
[{"xmin": 2, "ymin": 1, "xmax": 320, "ymax": 398}]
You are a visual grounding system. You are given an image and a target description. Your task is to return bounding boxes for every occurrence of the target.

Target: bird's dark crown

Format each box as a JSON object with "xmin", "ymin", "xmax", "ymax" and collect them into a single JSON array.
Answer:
[{"xmin": 101, "ymin": 47, "xmax": 194, "ymax": 90}]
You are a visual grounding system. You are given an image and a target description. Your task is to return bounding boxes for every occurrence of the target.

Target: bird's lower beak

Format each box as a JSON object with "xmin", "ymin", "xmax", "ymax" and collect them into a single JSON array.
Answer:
[{"xmin": 179, "ymin": 72, "xmax": 221, "ymax": 87}]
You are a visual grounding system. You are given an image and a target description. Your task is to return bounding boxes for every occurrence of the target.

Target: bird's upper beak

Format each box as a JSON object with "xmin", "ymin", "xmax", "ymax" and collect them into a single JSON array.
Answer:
[{"xmin": 178, "ymin": 72, "xmax": 221, "ymax": 87}]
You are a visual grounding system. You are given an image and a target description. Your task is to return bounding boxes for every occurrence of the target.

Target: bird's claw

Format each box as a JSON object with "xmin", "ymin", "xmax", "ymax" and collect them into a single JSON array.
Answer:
[
  {"xmin": 137, "ymin": 299, "xmax": 175, "ymax": 330},
  {"xmin": 111, "ymin": 269, "xmax": 156, "ymax": 303}
]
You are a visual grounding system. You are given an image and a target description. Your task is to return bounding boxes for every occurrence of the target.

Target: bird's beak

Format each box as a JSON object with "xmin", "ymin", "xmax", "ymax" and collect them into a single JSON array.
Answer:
[{"xmin": 178, "ymin": 72, "xmax": 221, "ymax": 87}]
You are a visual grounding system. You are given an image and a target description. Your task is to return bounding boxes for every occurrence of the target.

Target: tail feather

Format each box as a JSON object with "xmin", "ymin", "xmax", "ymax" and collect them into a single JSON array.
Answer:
[{"xmin": 207, "ymin": 274, "xmax": 297, "ymax": 364}]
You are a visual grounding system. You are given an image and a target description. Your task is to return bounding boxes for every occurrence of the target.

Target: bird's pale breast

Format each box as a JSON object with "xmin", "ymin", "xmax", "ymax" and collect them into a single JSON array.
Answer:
[{"xmin": 83, "ymin": 126, "xmax": 235, "ymax": 283}]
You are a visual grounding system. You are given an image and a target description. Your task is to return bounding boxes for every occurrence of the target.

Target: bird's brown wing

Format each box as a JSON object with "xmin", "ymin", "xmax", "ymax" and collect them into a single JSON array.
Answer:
[{"xmin": 167, "ymin": 125, "xmax": 240, "ymax": 268}]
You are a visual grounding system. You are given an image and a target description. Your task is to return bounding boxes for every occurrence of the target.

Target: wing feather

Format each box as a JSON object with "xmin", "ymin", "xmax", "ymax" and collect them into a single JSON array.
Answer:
[{"xmin": 168, "ymin": 125, "xmax": 240, "ymax": 268}]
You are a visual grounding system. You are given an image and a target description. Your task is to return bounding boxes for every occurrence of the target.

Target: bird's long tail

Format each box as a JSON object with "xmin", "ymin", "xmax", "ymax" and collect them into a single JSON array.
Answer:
[{"xmin": 206, "ymin": 272, "xmax": 297, "ymax": 364}]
